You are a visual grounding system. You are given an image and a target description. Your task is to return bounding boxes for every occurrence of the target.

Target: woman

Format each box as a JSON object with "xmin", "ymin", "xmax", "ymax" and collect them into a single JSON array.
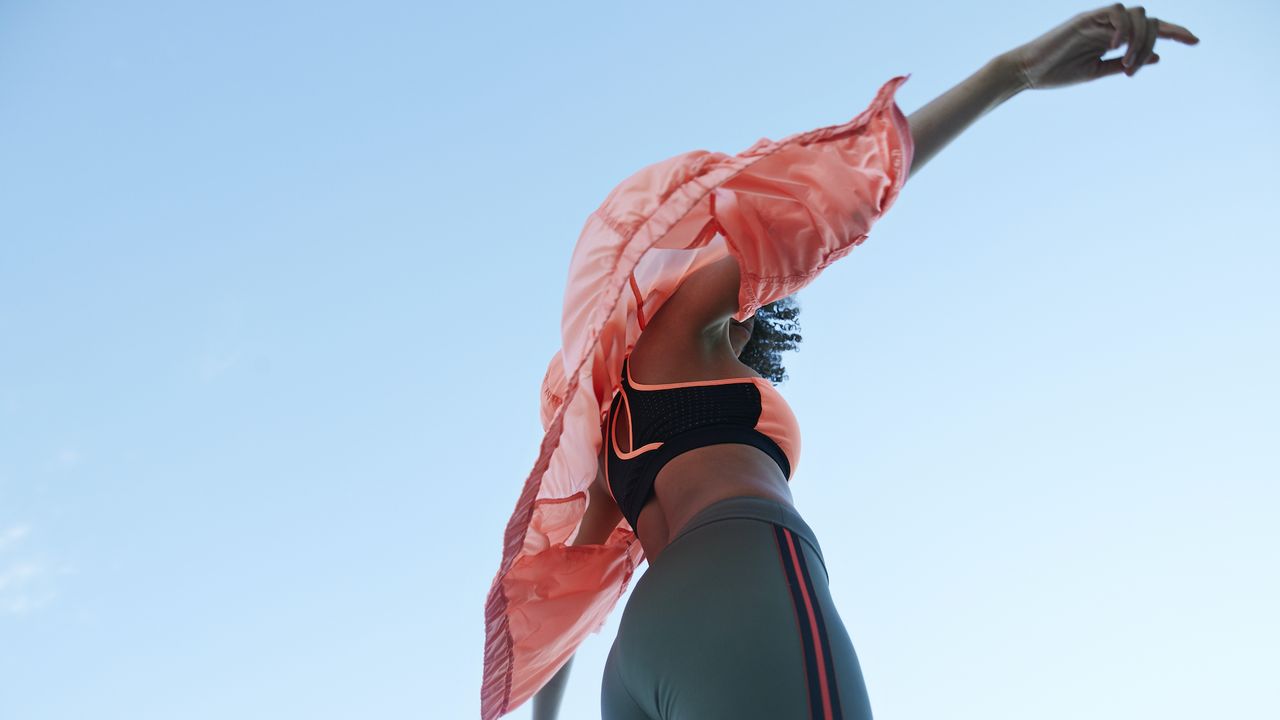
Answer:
[{"xmin": 483, "ymin": 6, "xmax": 1199, "ymax": 720}]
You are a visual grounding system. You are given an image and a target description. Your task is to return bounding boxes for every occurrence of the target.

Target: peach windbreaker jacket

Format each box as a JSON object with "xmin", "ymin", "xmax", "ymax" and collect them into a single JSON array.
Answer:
[{"xmin": 482, "ymin": 73, "xmax": 915, "ymax": 720}]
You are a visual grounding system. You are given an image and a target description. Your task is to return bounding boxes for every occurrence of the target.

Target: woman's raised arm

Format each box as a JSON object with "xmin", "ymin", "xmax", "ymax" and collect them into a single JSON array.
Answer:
[
  {"xmin": 906, "ymin": 4, "xmax": 1199, "ymax": 178},
  {"xmin": 905, "ymin": 55, "xmax": 1024, "ymax": 178}
]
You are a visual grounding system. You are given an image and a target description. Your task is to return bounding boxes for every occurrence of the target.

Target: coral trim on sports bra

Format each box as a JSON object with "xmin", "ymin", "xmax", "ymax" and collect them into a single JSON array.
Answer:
[{"xmin": 603, "ymin": 352, "xmax": 802, "ymax": 530}]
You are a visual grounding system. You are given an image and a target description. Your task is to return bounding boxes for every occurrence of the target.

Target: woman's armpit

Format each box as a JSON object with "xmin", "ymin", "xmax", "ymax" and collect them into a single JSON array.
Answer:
[{"xmin": 645, "ymin": 253, "xmax": 744, "ymax": 342}]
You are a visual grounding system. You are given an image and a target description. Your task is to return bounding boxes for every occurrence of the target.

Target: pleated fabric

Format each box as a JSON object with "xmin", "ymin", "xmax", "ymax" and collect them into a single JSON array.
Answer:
[{"xmin": 482, "ymin": 73, "xmax": 914, "ymax": 720}]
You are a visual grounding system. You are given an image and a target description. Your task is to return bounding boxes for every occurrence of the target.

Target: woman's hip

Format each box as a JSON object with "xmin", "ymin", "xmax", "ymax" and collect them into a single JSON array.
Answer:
[{"xmin": 604, "ymin": 495, "xmax": 873, "ymax": 720}]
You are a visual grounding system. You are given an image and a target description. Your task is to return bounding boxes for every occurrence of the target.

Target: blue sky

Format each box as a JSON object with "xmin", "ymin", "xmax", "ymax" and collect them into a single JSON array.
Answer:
[{"xmin": 1, "ymin": 1, "xmax": 1276, "ymax": 719}]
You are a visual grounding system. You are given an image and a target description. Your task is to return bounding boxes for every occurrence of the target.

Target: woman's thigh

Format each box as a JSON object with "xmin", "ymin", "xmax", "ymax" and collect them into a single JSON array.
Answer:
[{"xmin": 603, "ymin": 513, "xmax": 873, "ymax": 720}]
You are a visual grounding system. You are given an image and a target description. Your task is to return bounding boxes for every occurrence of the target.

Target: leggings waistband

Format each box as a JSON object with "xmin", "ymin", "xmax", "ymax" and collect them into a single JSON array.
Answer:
[{"xmin": 668, "ymin": 495, "xmax": 826, "ymax": 569}]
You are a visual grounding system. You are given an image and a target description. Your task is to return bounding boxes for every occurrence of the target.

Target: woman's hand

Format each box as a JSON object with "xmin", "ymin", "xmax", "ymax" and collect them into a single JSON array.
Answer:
[{"xmin": 1004, "ymin": 4, "xmax": 1199, "ymax": 91}]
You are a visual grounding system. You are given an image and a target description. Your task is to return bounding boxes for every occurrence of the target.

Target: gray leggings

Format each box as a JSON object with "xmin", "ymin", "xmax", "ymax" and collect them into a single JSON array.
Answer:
[{"xmin": 601, "ymin": 496, "xmax": 873, "ymax": 720}]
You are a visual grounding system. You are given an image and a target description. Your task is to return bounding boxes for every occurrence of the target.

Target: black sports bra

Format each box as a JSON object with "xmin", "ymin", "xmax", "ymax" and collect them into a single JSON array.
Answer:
[{"xmin": 602, "ymin": 353, "xmax": 802, "ymax": 531}]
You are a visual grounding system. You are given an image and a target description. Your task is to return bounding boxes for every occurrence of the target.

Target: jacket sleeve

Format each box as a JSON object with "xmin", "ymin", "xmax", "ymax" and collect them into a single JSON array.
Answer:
[
  {"xmin": 483, "ymin": 74, "xmax": 914, "ymax": 720},
  {"xmin": 713, "ymin": 73, "xmax": 915, "ymax": 321}
]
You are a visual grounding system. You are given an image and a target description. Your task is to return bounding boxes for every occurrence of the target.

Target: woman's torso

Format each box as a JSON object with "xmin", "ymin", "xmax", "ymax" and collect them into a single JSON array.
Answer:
[{"xmin": 599, "ymin": 269, "xmax": 796, "ymax": 562}]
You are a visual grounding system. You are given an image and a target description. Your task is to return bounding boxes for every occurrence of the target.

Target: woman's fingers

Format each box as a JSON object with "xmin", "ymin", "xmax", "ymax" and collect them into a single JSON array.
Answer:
[
  {"xmin": 1107, "ymin": 4, "xmax": 1133, "ymax": 52},
  {"xmin": 1098, "ymin": 52, "xmax": 1158, "ymax": 79},
  {"xmin": 1124, "ymin": 7, "xmax": 1150, "ymax": 71},
  {"xmin": 1102, "ymin": 4, "xmax": 1201, "ymax": 47},
  {"xmin": 1132, "ymin": 16, "xmax": 1162, "ymax": 74},
  {"xmin": 1104, "ymin": 5, "xmax": 1201, "ymax": 76},
  {"xmin": 1156, "ymin": 20, "xmax": 1198, "ymax": 44}
]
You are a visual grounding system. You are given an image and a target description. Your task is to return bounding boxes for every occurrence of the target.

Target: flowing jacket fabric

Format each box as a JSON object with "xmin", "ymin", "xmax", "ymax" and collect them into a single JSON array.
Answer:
[{"xmin": 482, "ymin": 73, "xmax": 915, "ymax": 720}]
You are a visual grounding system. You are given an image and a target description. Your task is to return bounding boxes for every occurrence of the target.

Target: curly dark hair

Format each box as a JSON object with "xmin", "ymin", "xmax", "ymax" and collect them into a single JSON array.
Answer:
[{"xmin": 737, "ymin": 295, "xmax": 802, "ymax": 384}]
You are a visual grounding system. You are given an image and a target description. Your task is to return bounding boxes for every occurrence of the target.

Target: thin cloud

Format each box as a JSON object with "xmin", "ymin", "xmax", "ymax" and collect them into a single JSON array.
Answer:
[
  {"xmin": 0, "ymin": 561, "xmax": 41, "ymax": 592},
  {"xmin": 0, "ymin": 524, "xmax": 29, "ymax": 552},
  {"xmin": 55, "ymin": 448, "xmax": 80, "ymax": 469},
  {"xmin": 0, "ymin": 526, "xmax": 65, "ymax": 616},
  {"xmin": 198, "ymin": 350, "xmax": 243, "ymax": 382},
  {"xmin": 0, "ymin": 560, "xmax": 54, "ymax": 615},
  {"xmin": 42, "ymin": 448, "xmax": 81, "ymax": 472}
]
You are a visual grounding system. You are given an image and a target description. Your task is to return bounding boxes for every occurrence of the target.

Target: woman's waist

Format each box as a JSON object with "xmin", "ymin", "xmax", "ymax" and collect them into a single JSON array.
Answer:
[{"xmin": 639, "ymin": 444, "xmax": 795, "ymax": 557}]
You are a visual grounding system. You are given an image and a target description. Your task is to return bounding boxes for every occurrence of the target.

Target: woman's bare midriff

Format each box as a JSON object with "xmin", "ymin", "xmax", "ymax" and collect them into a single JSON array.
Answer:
[
  {"xmin": 633, "ymin": 445, "xmax": 794, "ymax": 562},
  {"xmin": 609, "ymin": 348, "xmax": 798, "ymax": 561},
  {"xmin": 605, "ymin": 252, "xmax": 797, "ymax": 563}
]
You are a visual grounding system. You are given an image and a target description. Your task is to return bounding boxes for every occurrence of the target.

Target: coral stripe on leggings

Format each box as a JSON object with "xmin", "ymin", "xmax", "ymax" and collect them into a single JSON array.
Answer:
[
  {"xmin": 776, "ymin": 525, "xmax": 843, "ymax": 720},
  {"xmin": 602, "ymin": 496, "xmax": 873, "ymax": 720}
]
